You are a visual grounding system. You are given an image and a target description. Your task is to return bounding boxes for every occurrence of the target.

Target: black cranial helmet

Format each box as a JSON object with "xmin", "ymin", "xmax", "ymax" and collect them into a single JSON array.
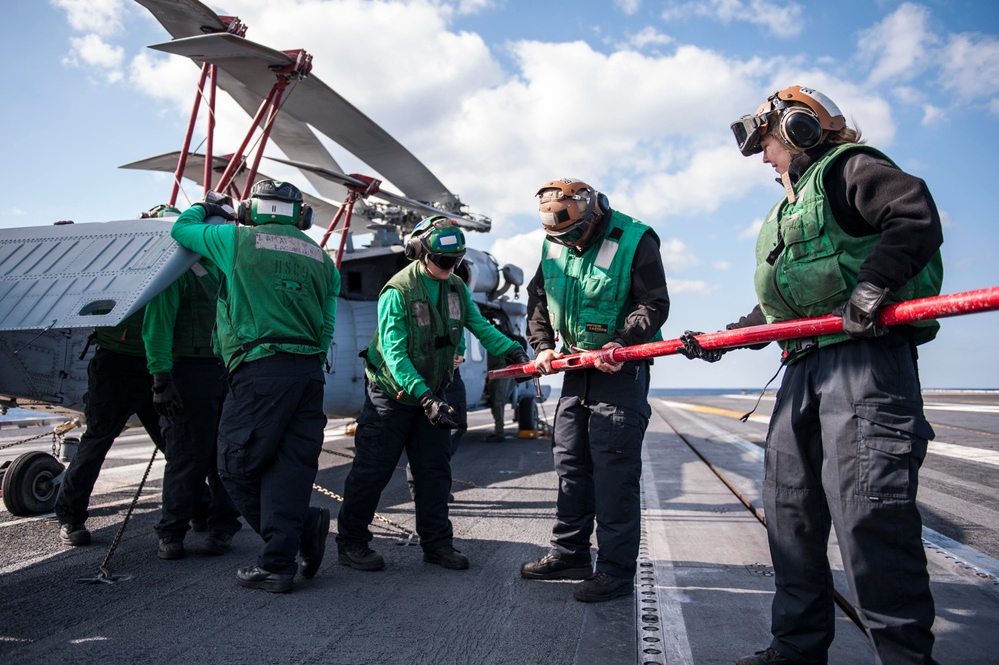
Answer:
[{"xmin": 241, "ymin": 180, "xmax": 312, "ymax": 229}]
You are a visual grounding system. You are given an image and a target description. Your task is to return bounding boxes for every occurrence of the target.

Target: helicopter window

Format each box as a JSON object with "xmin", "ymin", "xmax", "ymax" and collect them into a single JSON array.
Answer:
[
  {"xmin": 469, "ymin": 334, "xmax": 484, "ymax": 363},
  {"xmin": 78, "ymin": 300, "xmax": 117, "ymax": 316}
]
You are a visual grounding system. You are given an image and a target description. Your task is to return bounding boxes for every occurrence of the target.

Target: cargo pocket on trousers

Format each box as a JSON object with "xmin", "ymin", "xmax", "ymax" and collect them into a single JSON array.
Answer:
[{"xmin": 854, "ymin": 402, "xmax": 932, "ymax": 500}]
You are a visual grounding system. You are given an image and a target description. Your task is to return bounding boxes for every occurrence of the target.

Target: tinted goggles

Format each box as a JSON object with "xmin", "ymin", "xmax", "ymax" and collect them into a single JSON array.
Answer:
[
  {"xmin": 730, "ymin": 109, "xmax": 776, "ymax": 156},
  {"xmin": 429, "ymin": 251, "xmax": 465, "ymax": 270}
]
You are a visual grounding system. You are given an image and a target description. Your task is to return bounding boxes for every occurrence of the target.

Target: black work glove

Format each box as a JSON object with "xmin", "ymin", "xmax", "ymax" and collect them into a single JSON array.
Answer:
[
  {"xmin": 419, "ymin": 391, "xmax": 458, "ymax": 430},
  {"xmin": 193, "ymin": 191, "xmax": 236, "ymax": 221},
  {"xmin": 725, "ymin": 306, "xmax": 771, "ymax": 350},
  {"xmin": 506, "ymin": 347, "xmax": 533, "ymax": 383},
  {"xmin": 677, "ymin": 331, "xmax": 725, "ymax": 363},
  {"xmin": 834, "ymin": 281, "xmax": 891, "ymax": 338},
  {"xmin": 152, "ymin": 372, "xmax": 184, "ymax": 420}
]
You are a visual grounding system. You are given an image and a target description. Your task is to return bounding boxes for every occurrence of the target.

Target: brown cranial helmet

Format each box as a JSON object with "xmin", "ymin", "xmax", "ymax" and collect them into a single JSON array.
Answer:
[
  {"xmin": 731, "ymin": 85, "xmax": 846, "ymax": 156},
  {"xmin": 536, "ymin": 178, "xmax": 599, "ymax": 244}
]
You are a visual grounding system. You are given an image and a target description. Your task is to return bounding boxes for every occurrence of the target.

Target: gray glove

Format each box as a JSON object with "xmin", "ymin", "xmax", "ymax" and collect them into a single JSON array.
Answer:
[
  {"xmin": 152, "ymin": 372, "xmax": 184, "ymax": 420},
  {"xmin": 835, "ymin": 281, "xmax": 890, "ymax": 338},
  {"xmin": 419, "ymin": 391, "xmax": 458, "ymax": 430},
  {"xmin": 194, "ymin": 191, "xmax": 236, "ymax": 221},
  {"xmin": 677, "ymin": 331, "xmax": 725, "ymax": 363}
]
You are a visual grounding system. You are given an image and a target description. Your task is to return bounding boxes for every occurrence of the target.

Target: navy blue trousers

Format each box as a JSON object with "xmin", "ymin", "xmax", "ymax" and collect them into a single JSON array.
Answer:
[
  {"xmin": 156, "ymin": 358, "xmax": 240, "ymax": 538},
  {"xmin": 765, "ymin": 334, "xmax": 937, "ymax": 664},
  {"xmin": 56, "ymin": 348, "xmax": 165, "ymax": 526},
  {"xmin": 548, "ymin": 361, "xmax": 651, "ymax": 578},
  {"xmin": 217, "ymin": 354, "xmax": 326, "ymax": 575},
  {"xmin": 337, "ymin": 381, "xmax": 454, "ymax": 552}
]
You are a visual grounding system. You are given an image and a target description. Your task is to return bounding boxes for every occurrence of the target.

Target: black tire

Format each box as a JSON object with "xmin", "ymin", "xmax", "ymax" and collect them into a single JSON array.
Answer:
[
  {"xmin": 517, "ymin": 395, "xmax": 537, "ymax": 432},
  {"xmin": 1, "ymin": 451, "xmax": 65, "ymax": 516}
]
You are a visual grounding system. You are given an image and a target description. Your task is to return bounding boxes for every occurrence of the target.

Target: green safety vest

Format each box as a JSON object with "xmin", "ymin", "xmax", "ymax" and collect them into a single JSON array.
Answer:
[
  {"xmin": 754, "ymin": 143, "xmax": 944, "ymax": 350},
  {"xmin": 94, "ymin": 308, "xmax": 147, "ymax": 357},
  {"xmin": 541, "ymin": 210, "xmax": 664, "ymax": 351},
  {"xmin": 216, "ymin": 224, "xmax": 335, "ymax": 371},
  {"xmin": 365, "ymin": 261, "xmax": 465, "ymax": 404},
  {"xmin": 171, "ymin": 261, "xmax": 220, "ymax": 359}
]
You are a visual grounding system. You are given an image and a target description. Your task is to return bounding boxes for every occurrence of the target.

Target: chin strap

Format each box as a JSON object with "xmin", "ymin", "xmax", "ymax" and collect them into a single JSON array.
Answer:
[{"xmin": 781, "ymin": 171, "xmax": 797, "ymax": 204}]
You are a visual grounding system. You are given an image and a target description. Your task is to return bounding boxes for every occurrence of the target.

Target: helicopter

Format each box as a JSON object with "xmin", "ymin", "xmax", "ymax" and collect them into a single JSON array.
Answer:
[{"xmin": 0, "ymin": 0, "xmax": 538, "ymax": 516}]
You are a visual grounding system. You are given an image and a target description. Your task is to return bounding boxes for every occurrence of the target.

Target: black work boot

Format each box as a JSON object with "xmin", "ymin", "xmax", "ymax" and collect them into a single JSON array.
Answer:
[
  {"xmin": 338, "ymin": 545, "xmax": 385, "ymax": 571},
  {"xmin": 735, "ymin": 648, "xmax": 826, "ymax": 665},
  {"xmin": 571, "ymin": 571, "xmax": 633, "ymax": 602},
  {"xmin": 298, "ymin": 507, "xmax": 330, "ymax": 579},
  {"xmin": 59, "ymin": 524, "xmax": 91, "ymax": 546},
  {"xmin": 236, "ymin": 566, "xmax": 293, "ymax": 594},
  {"xmin": 203, "ymin": 531, "xmax": 233, "ymax": 556},
  {"xmin": 157, "ymin": 535, "xmax": 185, "ymax": 560},
  {"xmin": 520, "ymin": 553, "xmax": 591, "ymax": 580},
  {"xmin": 423, "ymin": 546, "xmax": 469, "ymax": 570}
]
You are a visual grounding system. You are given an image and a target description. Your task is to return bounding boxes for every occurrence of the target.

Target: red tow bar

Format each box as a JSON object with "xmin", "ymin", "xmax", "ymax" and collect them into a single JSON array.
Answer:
[{"xmin": 488, "ymin": 287, "xmax": 999, "ymax": 380}]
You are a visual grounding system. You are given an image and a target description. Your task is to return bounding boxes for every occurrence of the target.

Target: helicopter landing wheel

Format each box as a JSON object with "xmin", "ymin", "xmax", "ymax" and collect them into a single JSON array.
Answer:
[
  {"xmin": 517, "ymin": 395, "xmax": 538, "ymax": 434},
  {"xmin": 1, "ymin": 451, "xmax": 65, "ymax": 516}
]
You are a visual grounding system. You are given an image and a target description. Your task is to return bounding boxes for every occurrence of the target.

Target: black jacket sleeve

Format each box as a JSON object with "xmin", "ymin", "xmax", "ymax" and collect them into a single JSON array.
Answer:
[
  {"xmin": 828, "ymin": 151, "xmax": 943, "ymax": 293},
  {"xmin": 614, "ymin": 230, "xmax": 670, "ymax": 346},
  {"xmin": 526, "ymin": 262, "xmax": 556, "ymax": 354}
]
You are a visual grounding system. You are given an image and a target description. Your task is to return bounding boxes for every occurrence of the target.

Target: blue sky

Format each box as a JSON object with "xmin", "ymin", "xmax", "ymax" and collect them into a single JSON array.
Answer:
[{"xmin": 4, "ymin": 0, "xmax": 999, "ymax": 389}]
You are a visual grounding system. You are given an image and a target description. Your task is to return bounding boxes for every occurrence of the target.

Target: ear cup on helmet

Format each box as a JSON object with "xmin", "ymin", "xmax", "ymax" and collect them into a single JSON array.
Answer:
[
  {"xmin": 404, "ymin": 235, "xmax": 423, "ymax": 261},
  {"xmin": 780, "ymin": 108, "xmax": 823, "ymax": 151},
  {"xmin": 298, "ymin": 203, "xmax": 313, "ymax": 230},
  {"xmin": 237, "ymin": 200, "xmax": 252, "ymax": 225},
  {"xmin": 596, "ymin": 192, "xmax": 609, "ymax": 213}
]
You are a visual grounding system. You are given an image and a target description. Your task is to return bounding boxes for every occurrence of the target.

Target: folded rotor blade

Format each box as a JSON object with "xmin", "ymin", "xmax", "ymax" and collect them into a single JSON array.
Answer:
[
  {"xmin": 266, "ymin": 157, "xmax": 490, "ymax": 232},
  {"xmin": 148, "ymin": 33, "xmax": 460, "ymax": 206},
  {"xmin": 120, "ymin": 152, "xmax": 341, "ymax": 222}
]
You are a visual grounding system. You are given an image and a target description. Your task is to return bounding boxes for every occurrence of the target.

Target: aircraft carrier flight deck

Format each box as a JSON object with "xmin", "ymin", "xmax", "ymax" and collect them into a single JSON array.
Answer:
[{"xmin": 1, "ymin": 389, "xmax": 997, "ymax": 664}]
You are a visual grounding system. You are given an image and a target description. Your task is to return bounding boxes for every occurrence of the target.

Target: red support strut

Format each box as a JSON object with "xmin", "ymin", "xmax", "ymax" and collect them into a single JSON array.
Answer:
[{"xmin": 319, "ymin": 174, "xmax": 381, "ymax": 268}]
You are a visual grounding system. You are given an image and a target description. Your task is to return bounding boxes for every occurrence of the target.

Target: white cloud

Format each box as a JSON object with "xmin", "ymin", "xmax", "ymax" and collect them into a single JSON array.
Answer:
[
  {"xmin": 448, "ymin": 0, "xmax": 497, "ymax": 15},
  {"xmin": 661, "ymin": 0, "xmax": 804, "ymax": 38},
  {"xmin": 615, "ymin": 0, "xmax": 642, "ymax": 16},
  {"xmin": 938, "ymin": 33, "xmax": 999, "ymax": 102},
  {"xmin": 108, "ymin": 0, "xmax": 901, "ymax": 241},
  {"xmin": 51, "ymin": 0, "xmax": 125, "ymax": 37},
  {"xmin": 858, "ymin": 3, "xmax": 937, "ymax": 86},
  {"xmin": 666, "ymin": 278, "xmax": 715, "ymax": 295},
  {"xmin": 939, "ymin": 209, "xmax": 955, "ymax": 230},
  {"xmin": 660, "ymin": 238, "xmax": 699, "ymax": 274},
  {"xmin": 738, "ymin": 218, "xmax": 764, "ymax": 240},
  {"xmin": 920, "ymin": 104, "xmax": 945, "ymax": 126},
  {"xmin": 620, "ymin": 27, "xmax": 673, "ymax": 51},
  {"xmin": 63, "ymin": 34, "xmax": 125, "ymax": 80}
]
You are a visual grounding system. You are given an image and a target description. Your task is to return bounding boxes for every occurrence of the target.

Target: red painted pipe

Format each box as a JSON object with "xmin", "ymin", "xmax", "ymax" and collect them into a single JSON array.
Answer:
[{"xmin": 488, "ymin": 286, "xmax": 999, "ymax": 379}]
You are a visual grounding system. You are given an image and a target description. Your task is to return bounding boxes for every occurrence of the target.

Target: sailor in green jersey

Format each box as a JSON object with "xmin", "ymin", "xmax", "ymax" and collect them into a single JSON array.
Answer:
[
  {"xmin": 336, "ymin": 217, "xmax": 528, "ymax": 572},
  {"xmin": 520, "ymin": 178, "xmax": 670, "ymax": 604},
  {"xmin": 171, "ymin": 181, "xmax": 340, "ymax": 594},
  {"xmin": 54, "ymin": 207, "xmax": 172, "ymax": 549},
  {"xmin": 686, "ymin": 86, "xmax": 943, "ymax": 665},
  {"xmin": 142, "ymin": 251, "xmax": 241, "ymax": 561}
]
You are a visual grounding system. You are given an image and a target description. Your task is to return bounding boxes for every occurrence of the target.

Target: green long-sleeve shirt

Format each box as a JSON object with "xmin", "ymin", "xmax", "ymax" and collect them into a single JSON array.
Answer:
[
  {"xmin": 377, "ymin": 269, "xmax": 519, "ymax": 399},
  {"xmin": 142, "ymin": 260, "xmax": 221, "ymax": 374},
  {"xmin": 170, "ymin": 206, "xmax": 339, "ymax": 367}
]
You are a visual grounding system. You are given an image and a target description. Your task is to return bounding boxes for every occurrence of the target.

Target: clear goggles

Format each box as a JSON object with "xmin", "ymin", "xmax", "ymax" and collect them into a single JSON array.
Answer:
[{"xmin": 544, "ymin": 218, "xmax": 590, "ymax": 246}]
